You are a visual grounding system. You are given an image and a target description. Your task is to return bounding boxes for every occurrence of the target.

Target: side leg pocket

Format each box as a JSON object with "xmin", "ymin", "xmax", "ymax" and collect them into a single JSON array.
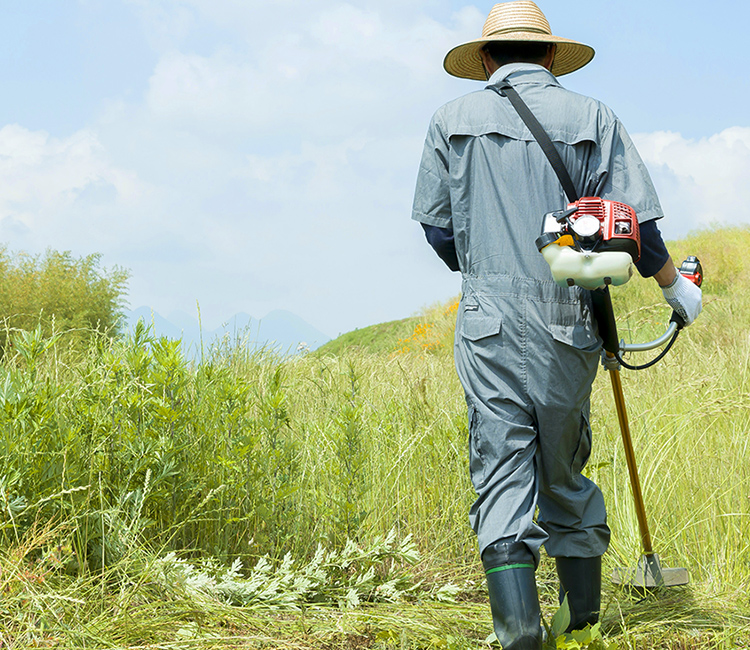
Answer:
[
  {"xmin": 571, "ymin": 409, "xmax": 592, "ymax": 476},
  {"xmin": 467, "ymin": 401, "xmax": 487, "ymax": 489}
]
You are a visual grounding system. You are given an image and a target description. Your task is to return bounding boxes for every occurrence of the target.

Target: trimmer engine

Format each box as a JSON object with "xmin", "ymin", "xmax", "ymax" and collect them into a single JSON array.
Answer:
[{"xmin": 535, "ymin": 197, "xmax": 641, "ymax": 290}]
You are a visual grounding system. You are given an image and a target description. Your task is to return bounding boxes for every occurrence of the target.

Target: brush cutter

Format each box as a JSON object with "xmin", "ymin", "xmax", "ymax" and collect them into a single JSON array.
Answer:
[
  {"xmin": 537, "ymin": 198, "xmax": 703, "ymax": 588},
  {"xmin": 591, "ymin": 272, "xmax": 699, "ymax": 589}
]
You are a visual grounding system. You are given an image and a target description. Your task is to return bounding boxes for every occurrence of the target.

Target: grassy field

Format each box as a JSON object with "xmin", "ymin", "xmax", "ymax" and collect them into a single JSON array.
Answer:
[{"xmin": 1, "ymin": 227, "xmax": 749, "ymax": 648}]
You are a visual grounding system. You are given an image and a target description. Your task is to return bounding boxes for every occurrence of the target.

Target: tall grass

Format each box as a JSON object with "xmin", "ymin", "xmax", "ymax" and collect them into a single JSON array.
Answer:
[
  {"xmin": 1, "ymin": 226, "xmax": 749, "ymax": 648},
  {"xmin": 0, "ymin": 321, "xmax": 472, "ymax": 568}
]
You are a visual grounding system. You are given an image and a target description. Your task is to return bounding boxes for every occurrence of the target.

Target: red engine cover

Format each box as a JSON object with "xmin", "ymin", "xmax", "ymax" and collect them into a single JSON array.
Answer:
[{"xmin": 568, "ymin": 197, "xmax": 641, "ymax": 262}]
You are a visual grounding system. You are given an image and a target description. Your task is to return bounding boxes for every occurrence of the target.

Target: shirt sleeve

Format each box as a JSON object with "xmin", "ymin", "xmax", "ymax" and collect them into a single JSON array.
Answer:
[
  {"xmin": 634, "ymin": 219, "xmax": 670, "ymax": 278},
  {"xmin": 412, "ymin": 113, "xmax": 452, "ymax": 228},
  {"xmin": 593, "ymin": 118, "xmax": 664, "ymax": 224},
  {"xmin": 421, "ymin": 223, "xmax": 460, "ymax": 272}
]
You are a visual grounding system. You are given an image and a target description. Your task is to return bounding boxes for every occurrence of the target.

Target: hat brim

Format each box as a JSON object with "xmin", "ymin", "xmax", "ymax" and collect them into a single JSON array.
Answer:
[{"xmin": 444, "ymin": 33, "xmax": 594, "ymax": 80}]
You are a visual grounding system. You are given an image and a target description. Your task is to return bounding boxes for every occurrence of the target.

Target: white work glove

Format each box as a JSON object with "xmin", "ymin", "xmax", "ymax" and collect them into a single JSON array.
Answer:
[{"xmin": 661, "ymin": 273, "xmax": 702, "ymax": 326}]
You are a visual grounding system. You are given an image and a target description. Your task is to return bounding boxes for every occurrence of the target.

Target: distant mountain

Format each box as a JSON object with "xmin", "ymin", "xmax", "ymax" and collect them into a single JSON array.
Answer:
[
  {"xmin": 127, "ymin": 307, "xmax": 185, "ymax": 341},
  {"xmin": 122, "ymin": 307, "xmax": 330, "ymax": 355}
]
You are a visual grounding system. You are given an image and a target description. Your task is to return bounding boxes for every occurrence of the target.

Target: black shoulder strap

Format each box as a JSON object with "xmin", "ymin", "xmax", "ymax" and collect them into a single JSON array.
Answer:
[{"xmin": 487, "ymin": 81, "xmax": 579, "ymax": 204}]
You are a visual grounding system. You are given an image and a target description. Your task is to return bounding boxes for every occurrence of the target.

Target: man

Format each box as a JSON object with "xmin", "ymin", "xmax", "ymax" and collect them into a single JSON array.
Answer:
[{"xmin": 411, "ymin": 2, "xmax": 702, "ymax": 648}]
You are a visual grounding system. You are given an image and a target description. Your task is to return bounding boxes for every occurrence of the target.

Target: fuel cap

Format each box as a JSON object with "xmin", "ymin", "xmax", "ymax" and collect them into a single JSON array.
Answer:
[{"xmin": 571, "ymin": 215, "xmax": 601, "ymax": 243}]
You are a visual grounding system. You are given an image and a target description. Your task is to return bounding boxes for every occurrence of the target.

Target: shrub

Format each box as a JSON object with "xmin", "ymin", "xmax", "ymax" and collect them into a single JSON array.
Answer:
[{"xmin": 0, "ymin": 247, "xmax": 129, "ymax": 351}]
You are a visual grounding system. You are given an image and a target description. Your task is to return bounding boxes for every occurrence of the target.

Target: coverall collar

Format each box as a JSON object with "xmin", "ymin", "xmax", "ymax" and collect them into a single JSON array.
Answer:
[{"xmin": 487, "ymin": 62, "xmax": 561, "ymax": 87}]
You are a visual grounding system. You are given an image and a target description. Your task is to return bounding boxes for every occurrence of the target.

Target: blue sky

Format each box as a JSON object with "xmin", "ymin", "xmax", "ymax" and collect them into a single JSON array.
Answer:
[{"xmin": 0, "ymin": 1, "xmax": 747, "ymax": 337}]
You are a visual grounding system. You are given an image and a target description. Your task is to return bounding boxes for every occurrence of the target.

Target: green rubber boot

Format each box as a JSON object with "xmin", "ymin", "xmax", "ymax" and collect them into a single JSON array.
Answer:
[
  {"xmin": 483, "ymin": 540, "xmax": 542, "ymax": 650},
  {"xmin": 555, "ymin": 556, "xmax": 602, "ymax": 632}
]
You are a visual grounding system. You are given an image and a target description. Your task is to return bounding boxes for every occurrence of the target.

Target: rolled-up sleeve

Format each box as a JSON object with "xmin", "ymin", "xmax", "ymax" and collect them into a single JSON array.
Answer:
[
  {"xmin": 594, "ymin": 119, "xmax": 663, "ymax": 224},
  {"xmin": 412, "ymin": 113, "xmax": 452, "ymax": 228}
]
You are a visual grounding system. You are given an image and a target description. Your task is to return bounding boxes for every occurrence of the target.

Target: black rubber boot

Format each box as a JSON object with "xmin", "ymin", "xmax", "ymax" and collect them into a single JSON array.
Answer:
[
  {"xmin": 555, "ymin": 556, "xmax": 602, "ymax": 632},
  {"xmin": 483, "ymin": 540, "xmax": 542, "ymax": 650}
]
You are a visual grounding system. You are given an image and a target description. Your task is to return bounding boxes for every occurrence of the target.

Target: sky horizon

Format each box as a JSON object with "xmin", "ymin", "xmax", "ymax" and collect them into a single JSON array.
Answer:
[{"xmin": 0, "ymin": 1, "xmax": 748, "ymax": 338}]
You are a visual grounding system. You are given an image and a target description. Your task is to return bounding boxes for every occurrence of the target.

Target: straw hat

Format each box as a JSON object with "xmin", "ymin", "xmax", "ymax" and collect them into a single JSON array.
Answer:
[{"xmin": 444, "ymin": 1, "xmax": 594, "ymax": 80}]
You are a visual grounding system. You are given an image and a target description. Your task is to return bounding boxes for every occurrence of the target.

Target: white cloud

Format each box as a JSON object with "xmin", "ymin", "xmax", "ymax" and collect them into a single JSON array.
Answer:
[
  {"xmin": 0, "ymin": 124, "xmax": 148, "ymax": 248},
  {"xmin": 124, "ymin": 0, "xmax": 198, "ymax": 50},
  {"xmin": 144, "ymin": 3, "xmax": 482, "ymax": 138},
  {"xmin": 97, "ymin": 1, "xmax": 482, "ymax": 332},
  {"xmin": 633, "ymin": 128, "xmax": 750, "ymax": 238}
]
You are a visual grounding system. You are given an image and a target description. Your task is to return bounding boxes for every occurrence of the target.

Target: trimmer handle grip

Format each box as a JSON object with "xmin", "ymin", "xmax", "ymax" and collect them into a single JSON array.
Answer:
[
  {"xmin": 670, "ymin": 310, "xmax": 686, "ymax": 331},
  {"xmin": 669, "ymin": 255, "xmax": 703, "ymax": 331},
  {"xmin": 679, "ymin": 255, "xmax": 703, "ymax": 287},
  {"xmin": 605, "ymin": 254, "xmax": 704, "ymax": 359}
]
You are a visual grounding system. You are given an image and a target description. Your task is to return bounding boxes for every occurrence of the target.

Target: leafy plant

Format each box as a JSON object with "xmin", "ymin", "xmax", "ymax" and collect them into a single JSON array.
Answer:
[
  {"xmin": 542, "ymin": 597, "xmax": 617, "ymax": 649},
  {"xmin": 0, "ymin": 247, "xmax": 128, "ymax": 352},
  {"xmin": 149, "ymin": 528, "xmax": 426, "ymax": 610}
]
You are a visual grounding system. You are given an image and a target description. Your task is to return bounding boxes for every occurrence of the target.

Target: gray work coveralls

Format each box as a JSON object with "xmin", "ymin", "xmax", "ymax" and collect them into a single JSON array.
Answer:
[{"xmin": 412, "ymin": 63, "xmax": 663, "ymax": 564}]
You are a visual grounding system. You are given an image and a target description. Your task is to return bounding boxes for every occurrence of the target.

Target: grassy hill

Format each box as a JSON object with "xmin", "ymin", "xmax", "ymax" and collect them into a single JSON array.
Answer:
[
  {"xmin": 315, "ymin": 315, "xmax": 420, "ymax": 355},
  {"xmin": 1, "ymin": 226, "xmax": 749, "ymax": 649},
  {"xmin": 322, "ymin": 224, "xmax": 744, "ymax": 357},
  {"xmin": 317, "ymin": 299, "xmax": 461, "ymax": 357}
]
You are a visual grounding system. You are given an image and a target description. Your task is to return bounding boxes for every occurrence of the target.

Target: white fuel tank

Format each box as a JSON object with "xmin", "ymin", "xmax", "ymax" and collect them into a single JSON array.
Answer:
[{"xmin": 541, "ymin": 243, "xmax": 634, "ymax": 290}]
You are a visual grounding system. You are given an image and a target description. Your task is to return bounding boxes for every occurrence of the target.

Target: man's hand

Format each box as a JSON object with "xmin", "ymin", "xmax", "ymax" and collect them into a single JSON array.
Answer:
[{"xmin": 661, "ymin": 273, "xmax": 703, "ymax": 326}]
